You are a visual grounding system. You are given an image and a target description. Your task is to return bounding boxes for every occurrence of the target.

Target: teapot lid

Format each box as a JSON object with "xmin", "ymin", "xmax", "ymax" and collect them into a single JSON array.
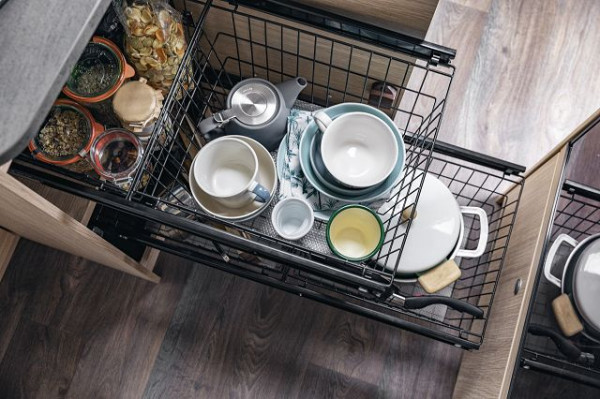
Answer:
[{"xmin": 229, "ymin": 79, "xmax": 279, "ymax": 126}]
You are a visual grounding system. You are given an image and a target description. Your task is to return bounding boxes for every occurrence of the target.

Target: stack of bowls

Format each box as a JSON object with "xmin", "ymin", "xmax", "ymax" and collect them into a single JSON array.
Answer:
[{"xmin": 298, "ymin": 103, "xmax": 406, "ymax": 205}]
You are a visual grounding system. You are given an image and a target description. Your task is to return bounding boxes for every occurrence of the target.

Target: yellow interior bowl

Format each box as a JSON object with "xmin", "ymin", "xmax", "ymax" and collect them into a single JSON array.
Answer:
[{"xmin": 326, "ymin": 205, "xmax": 384, "ymax": 261}]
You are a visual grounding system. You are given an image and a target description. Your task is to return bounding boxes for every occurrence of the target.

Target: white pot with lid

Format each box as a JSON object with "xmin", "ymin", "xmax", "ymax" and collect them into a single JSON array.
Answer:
[
  {"xmin": 544, "ymin": 233, "xmax": 600, "ymax": 342},
  {"xmin": 377, "ymin": 173, "xmax": 489, "ymax": 281}
]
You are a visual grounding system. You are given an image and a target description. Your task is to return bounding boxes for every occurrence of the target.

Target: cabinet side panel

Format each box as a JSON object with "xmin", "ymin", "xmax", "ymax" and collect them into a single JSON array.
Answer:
[{"xmin": 453, "ymin": 148, "xmax": 566, "ymax": 399}]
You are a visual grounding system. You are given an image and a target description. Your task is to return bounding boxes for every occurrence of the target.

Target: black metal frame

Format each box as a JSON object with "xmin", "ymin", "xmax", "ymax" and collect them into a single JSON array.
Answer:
[{"xmin": 9, "ymin": 0, "xmax": 526, "ymax": 349}]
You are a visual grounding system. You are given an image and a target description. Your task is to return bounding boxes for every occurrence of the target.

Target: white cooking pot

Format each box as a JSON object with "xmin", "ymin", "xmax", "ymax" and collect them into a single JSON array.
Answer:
[{"xmin": 377, "ymin": 173, "xmax": 489, "ymax": 281}]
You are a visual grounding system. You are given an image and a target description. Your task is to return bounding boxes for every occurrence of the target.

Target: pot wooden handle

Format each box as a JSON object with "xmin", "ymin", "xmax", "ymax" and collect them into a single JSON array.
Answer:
[
  {"xmin": 552, "ymin": 293, "xmax": 584, "ymax": 337},
  {"xmin": 544, "ymin": 234, "xmax": 578, "ymax": 288},
  {"xmin": 418, "ymin": 259, "xmax": 461, "ymax": 294}
]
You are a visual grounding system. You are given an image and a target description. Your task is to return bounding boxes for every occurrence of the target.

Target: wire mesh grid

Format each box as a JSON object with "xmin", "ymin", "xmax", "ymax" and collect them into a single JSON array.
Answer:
[
  {"xmin": 129, "ymin": 0, "xmax": 456, "ymax": 286},
  {"xmin": 2, "ymin": 0, "xmax": 526, "ymax": 348},
  {"xmin": 123, "ymin": 142, "xmax": 522, "ymax": 346},
  {"xmin": 523, "ymin": 185, "xmax": 600, "ymax": 375},
  {"xmin": 113, "ymin": 0, "xmax": 523, "ymax": 346}
]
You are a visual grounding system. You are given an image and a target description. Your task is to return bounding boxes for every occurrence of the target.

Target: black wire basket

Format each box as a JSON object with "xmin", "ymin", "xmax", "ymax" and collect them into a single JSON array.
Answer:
[
  {"xmin": 7, "ymin": 0, "xmax": 527, "ymax": 348},
  {"xmin": 118, "ymin": 0, "xmax": 525, "ymax": 347},
  {"xmin": 129, "ymin": 0, "xmax": 458, "ymax": 287}
]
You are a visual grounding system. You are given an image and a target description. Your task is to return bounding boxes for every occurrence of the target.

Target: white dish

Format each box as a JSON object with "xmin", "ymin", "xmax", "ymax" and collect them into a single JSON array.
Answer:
[
  {"xmin": 315, "ymin": 111, "xmax": 398, "ymax": 188},
  {"xmin": 189, "ymin": 136, "xmax": 277, "ymax": 222}
]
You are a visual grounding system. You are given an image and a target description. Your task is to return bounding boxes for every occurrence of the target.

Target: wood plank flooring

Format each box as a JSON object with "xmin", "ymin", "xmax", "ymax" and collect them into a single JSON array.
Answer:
[
  {"xmin": 0, "ymin": 239, "xmax": 461, "ymax": 398},
  {"xmin": 429, "ymin": 0, "xmax": 600, "ymax": 168}
]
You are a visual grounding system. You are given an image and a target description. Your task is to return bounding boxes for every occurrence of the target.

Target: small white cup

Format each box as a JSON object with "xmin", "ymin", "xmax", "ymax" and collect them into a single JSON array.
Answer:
[
  {"xmin": 313, "ymin": 111, "xmax": 398, "ymax": 189},
  {"xmin": 271, "ymin": 198, "xmax": 314, "ymax": 240},
  {"xmin": 193, "ymin": 137, "xmax": 270, "ymax": 209}
]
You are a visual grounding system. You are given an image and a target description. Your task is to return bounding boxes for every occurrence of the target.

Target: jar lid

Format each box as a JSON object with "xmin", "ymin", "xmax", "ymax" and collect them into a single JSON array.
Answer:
[
  {"xmin": 112, "ymin": 78, "xmax": 163, "ymax": 126},
  {"xmin": 63, "ymin": 37, "xmax": 135, "ymax": 103},
  {"xmin": 89, "ymin": 128, "xmax": 144, "ymax": 181}
]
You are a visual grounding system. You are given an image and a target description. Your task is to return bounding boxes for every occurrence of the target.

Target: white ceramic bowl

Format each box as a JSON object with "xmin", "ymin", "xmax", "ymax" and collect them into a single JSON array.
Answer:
[
  {"xmin": 189, "ymin": 136, "xmax": 277, "ymax": 222},
  {"xmin": 320, "ymin": 112, "xmax": 398, "ymax": 188},
  {"xmin": 271, "ymin": 197, "xmax": 314, "ymax": 240}
]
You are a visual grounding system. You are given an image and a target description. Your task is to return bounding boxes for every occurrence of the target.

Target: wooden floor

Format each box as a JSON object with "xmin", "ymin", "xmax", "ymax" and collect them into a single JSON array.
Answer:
[
  {"xmin": 430, "ymin": 0, "xmax": 600, "ymax": 168},
  {"xmin": 0, "ymin": 240, "xmax": 460, "ymax": 398},
  {"xmin": 2, "ymin": 0, "xmax": 600, "ymax": 398}
]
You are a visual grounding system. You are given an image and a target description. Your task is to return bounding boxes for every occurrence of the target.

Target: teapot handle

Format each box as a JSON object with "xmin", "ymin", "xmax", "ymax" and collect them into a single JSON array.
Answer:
[{"xmin": 198, "ymin": 108, "xmax": 237, "ymax": 137}]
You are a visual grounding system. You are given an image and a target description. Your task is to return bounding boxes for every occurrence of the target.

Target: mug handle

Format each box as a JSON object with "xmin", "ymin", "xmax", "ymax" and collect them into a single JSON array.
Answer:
[
  {"xmin": 543, "ymin": 233, "xmax": 578, "ymax": 288},
  {"xmin": 313, "ymin": 111, "xmax": 333, "ymax": 132},
  {"xmin": 249, "ymin": 181, "xmax": 270, "ymax": 203},
  {"xmin": 455, "ymin": 207, "xmax": 489, "ymax": 258},
  {"xmin": 198, "ymin": 108, "xmax": 237, "ymax": 136}
]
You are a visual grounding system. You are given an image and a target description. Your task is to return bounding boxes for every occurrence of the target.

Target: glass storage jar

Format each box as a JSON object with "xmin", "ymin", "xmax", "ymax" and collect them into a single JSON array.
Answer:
[
  {"xmin": 62, "ymin": 36, "xmax": 135, "ymax": 127},
  {"xmin": 89, "ymin": 128, "xmax": 147, "ymax": 190},
  {"xmin": 28, "ymin": 99, "xmax": 104, "ymax": 173},
  {"xmin": 112, "ymin": 77, "xmax": 164, "ymax": 144}
]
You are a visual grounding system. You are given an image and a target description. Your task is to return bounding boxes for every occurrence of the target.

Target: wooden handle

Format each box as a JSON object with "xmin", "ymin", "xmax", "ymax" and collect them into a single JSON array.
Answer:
[
  {"xmin": 401, "ymin": 204, "xmax": 417, "ymax": 221},
  {"xmin": 552, "ymin": 293, "xmax": 584, "ymax": 337},
  {"xmin": 418, "ymin": 259, "xmax": 461, "ymax": 294}
]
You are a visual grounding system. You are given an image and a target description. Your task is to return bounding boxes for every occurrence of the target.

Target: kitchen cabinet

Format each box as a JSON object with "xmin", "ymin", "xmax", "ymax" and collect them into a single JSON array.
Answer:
[
  {"xmin": 454, "ymin": 108, "xmax": 600, "ymax": 398},
  {"xmin": 0, "ymin": 161, "xmax": 160, "ymax": 283}
]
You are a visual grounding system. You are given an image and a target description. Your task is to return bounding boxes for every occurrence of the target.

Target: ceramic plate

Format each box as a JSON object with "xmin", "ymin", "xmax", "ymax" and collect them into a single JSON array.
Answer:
[
  {"xmin": 189, "ymin": 136, "xmax": 277, "ymax": 222},
  {"xmin": 277, "ymin": 104, "xmax": 405, "ymax": 221}
]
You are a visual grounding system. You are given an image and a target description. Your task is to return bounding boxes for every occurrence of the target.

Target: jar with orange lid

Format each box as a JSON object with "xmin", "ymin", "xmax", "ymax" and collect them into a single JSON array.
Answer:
[
  {"xmin": 28, "ymin": 99, "xmax": 104, "ymax": 173},
  {"xmin": 62, "ymin": 36, "xmax": 135, "ymax": 127}
]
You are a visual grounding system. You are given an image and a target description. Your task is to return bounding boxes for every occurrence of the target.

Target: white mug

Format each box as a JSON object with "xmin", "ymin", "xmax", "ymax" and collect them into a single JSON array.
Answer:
[
  {"xmin": 193, "ymin": 137, "xmax": 270, "ymax": 209},
  {"xmin": 313, "ymin": 111, "xmax": 398, "ymax": 189}
]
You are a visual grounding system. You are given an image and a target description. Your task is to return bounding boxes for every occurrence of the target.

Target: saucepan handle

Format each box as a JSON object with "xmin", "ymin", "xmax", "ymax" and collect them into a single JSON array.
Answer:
[
  {"xmin": 403, "ymin": 295, "xmax": 484, "ymax": 318},
  {"xmin": 455, "ymin": 206, "xmax": 489, "ymax": 258},
  {"xmin": 543, "ymin": 233, "xmax": 578, "ymax": 288}
]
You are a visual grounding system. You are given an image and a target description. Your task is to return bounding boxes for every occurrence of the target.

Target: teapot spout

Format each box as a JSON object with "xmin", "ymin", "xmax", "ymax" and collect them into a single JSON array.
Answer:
[{"xmin": 277, "ymin": 77, "xmax": 307, "ymax": 108}]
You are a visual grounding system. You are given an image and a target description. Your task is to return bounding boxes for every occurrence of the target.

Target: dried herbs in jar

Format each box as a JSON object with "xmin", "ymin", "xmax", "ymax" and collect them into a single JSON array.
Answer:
[{"xmin": 38, "ymin": 108, "xmax": 88, "ymax": 157}]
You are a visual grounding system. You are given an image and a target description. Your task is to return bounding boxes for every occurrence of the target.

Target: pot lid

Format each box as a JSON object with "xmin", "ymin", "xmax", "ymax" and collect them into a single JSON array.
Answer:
[
  {"xmin": 572, "ymin": 236, "xmax": 600, "ymax": 330},
  {"xmin": 112, "ymin": 79, "xmax": 162, "ymax": 124},
  {"xmin": 378, "ymin": 173, "xmax": 462, "ymax": 274},
  {"xmin": 228, "ymin": 80, "xmax": 279, "ymax": 126}
]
